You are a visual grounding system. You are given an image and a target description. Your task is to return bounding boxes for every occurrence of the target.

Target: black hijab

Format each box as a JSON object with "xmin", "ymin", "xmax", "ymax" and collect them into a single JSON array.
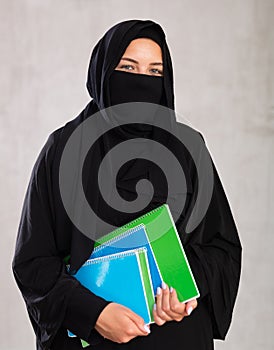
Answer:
[
  {"xmin": 12, "ymin": 19, "xmax": 242, "ymax": 349},
  {"xmin": 66, "ymin": 19, "xmax": 183, "ymax": 271}
]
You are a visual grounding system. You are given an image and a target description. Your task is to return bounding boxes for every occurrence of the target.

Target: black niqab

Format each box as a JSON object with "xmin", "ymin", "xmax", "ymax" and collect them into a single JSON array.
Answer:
[{"xmin": 12, "ymin": 19, "xmax": 242, "ymax": 350}]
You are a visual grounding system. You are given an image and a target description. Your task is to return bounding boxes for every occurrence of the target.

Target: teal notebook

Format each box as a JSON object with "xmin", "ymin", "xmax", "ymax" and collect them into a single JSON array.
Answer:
[{"xmin": 67, "ymin": 247, "xmax": 155, "ymax": 341}]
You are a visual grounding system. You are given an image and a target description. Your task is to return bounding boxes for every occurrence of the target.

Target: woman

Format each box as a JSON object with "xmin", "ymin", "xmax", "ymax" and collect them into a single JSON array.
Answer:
[{"xmin": 12, "ymin": 19, "xmax": 242, "ymax": 350}]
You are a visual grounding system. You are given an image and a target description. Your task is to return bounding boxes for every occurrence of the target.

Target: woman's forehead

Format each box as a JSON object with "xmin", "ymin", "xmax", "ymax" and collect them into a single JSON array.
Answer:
[{"xmin": 120, "ymin": 38, "xmax": 163, "ymax": 62}]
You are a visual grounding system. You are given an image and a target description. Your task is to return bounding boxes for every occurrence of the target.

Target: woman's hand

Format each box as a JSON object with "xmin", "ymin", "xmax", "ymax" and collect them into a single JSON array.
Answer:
[
  {"xmin": 153, "ymin": 281, "xmax": 198, "ymax": 326},
  {"xmin": 95, "ymin": 302, "xmax": 151, "ymax": 343}
]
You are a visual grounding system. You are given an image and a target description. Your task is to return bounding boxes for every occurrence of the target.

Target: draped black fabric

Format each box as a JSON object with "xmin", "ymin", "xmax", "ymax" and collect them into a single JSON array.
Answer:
[{"xmin": 12, "ymin": 19, "xmax": 242, "ymax": 350}]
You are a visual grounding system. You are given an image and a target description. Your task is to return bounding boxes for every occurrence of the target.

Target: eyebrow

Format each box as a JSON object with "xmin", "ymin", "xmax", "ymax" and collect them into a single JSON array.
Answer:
[{"xmin": 121, "ymin": 57, "xmax": 163, "ymax": 66}]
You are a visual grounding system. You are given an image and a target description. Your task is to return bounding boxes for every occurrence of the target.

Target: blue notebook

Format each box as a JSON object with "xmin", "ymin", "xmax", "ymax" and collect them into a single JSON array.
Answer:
[
  {"xmin": 67, "ymin": 247, "xmax": 155, "ymax": 338},
  {"xmin": 90, "ymin": 224, "xmax": 163, "ymax": 295}
]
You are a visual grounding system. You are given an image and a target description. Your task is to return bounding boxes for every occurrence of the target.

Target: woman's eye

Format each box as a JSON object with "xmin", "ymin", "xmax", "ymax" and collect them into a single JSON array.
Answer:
[
  {"xmin": 118, "ymin": 65, "xmax": 163, "ymax": 76},
  {"xmin": 151, "ymin": 68, "xmax": 163, "ymax": 76},
  {"xmin": 120, "ymin": 65, "xmax": 134, "ymax": 71}
]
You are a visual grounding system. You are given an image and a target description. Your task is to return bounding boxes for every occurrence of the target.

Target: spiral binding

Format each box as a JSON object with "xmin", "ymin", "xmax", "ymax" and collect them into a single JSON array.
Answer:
[
  {"xmin": 80, "ymin": 246, "xmax": 148, "ymax": 267},
  {"xmin": 93, "ymin": 223, "xmax": 146, "ymax": 254},
  {"xmin": 97, "ymin": 204, "xmax": 167, "ymax": 244}
]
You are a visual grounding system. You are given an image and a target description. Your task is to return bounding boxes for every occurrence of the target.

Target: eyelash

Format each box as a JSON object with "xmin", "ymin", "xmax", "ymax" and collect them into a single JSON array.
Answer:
[{"xmin": 119, "ymin": 64, "xmax": 163, "ymax": 75}]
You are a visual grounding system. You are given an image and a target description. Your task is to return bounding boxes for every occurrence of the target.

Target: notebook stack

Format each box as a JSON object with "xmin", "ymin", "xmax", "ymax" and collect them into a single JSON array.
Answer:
[{"xmin": 65, "ymin": 203, "xmax": 200, "ymax": 347}]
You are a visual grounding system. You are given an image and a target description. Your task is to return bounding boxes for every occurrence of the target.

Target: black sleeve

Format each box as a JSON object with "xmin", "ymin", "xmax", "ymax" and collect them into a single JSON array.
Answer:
[
  {"xmin": 180, "ymin": 133, "xmax": 242, "ymax": 340},
  {"xmin": 184, "ymin": 244, "xmax": 210, "ymax": 300},
  {"xmin": 12, "ymin": 132, "xmax": 112, "ymax": 349},
  {"xmin": 62, "ymin": 284, "xmax": 112, "ymax": 345}
]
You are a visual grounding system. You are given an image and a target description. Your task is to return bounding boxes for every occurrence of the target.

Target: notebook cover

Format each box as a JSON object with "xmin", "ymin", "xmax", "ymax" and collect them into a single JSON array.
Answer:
[
  {"xmin": 94, "ymin": 203, "xmax": 200, "ymax": 303},
  {"xmin": 91, "ymin": 224, "xmax": 163, "ymax": 295},
  {"xmin": 67, "ymin": 247, "xmax": 155, "ymax": 339}
]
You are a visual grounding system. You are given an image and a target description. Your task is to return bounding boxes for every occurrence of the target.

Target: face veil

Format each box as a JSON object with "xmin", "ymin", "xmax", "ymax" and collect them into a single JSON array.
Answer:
[{"xmin": 108, "ymin": 70, "xmax": 164, "ymax": 107}]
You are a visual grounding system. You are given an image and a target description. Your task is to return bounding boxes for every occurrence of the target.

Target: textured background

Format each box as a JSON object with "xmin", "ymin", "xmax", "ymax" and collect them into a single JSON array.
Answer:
[{"xmin": 1, "ymin": 0, "xmax": 273, "ymax": 349}]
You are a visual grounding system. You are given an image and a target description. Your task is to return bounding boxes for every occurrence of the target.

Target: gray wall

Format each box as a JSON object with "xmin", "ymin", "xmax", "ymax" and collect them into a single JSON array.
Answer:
[{"xmin": 1, "ymin": 0, "xmax": 273, "ymax": 349}]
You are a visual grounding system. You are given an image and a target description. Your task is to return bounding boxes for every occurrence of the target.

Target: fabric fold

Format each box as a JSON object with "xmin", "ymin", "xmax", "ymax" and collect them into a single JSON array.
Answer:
[
  {"xmin": 12, "ymin": 132, "xmax": 112, "ymax": 349},
  {"xmin": 180, "ymin": 146, "xmax": 242, "ymax": 340}
]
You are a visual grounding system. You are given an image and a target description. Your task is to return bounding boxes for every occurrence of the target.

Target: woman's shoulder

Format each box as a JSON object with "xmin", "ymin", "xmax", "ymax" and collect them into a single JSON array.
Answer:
[
  {"xmin": 47, "ymin": 108, "xmax": 87, "ymax": 147},
  {"xmin": 31, "ymin": 104, "xmax": 91, "ymax": 175},
  {"xmin": 43, "ymin": 101, "xmax": 93, "ymax": 155},
  {"xmin": 175, "ymin": 119, "xmax": 207, "ymax": 148}
]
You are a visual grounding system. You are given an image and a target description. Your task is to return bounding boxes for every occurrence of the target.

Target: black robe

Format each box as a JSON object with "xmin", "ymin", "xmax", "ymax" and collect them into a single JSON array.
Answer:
[{"xmin": 12, "ymin": 19, "xmax": 242, "ymax": 350}]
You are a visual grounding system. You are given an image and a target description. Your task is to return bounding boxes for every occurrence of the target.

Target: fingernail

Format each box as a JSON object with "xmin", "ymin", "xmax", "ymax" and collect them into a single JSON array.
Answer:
[
  {"xmin": 162, "ymin": 282, "xmax": 167, "ymax": 290},
  {"xmin": 187, "ymin": 306, "xmax": 193, "ymax": 315},
  {"xmin": 153, "ymin": 303, "xmax": 157, "ymax": 310},
  {"xmin": 157, "ymin": 287, "xmax": 162, "ymax": 295},
  {"xmin": 144, "ymin": 324, "xmax": 150, "ymax": 333},
  {"xmin": 169, "ymin": 286, "xmax": 173, "ymax": 293}
]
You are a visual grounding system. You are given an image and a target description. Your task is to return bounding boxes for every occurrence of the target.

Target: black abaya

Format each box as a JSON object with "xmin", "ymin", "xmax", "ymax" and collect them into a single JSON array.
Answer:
[{"xmin": 12, "ymin": 19, "xmax": 242, "ymax": 350}]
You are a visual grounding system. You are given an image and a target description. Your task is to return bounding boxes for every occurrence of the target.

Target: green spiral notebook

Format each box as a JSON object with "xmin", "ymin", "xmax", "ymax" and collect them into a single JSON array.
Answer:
[{"xmin": 94, "ymin": 203, "xmax": 200, "ymax": 303}]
